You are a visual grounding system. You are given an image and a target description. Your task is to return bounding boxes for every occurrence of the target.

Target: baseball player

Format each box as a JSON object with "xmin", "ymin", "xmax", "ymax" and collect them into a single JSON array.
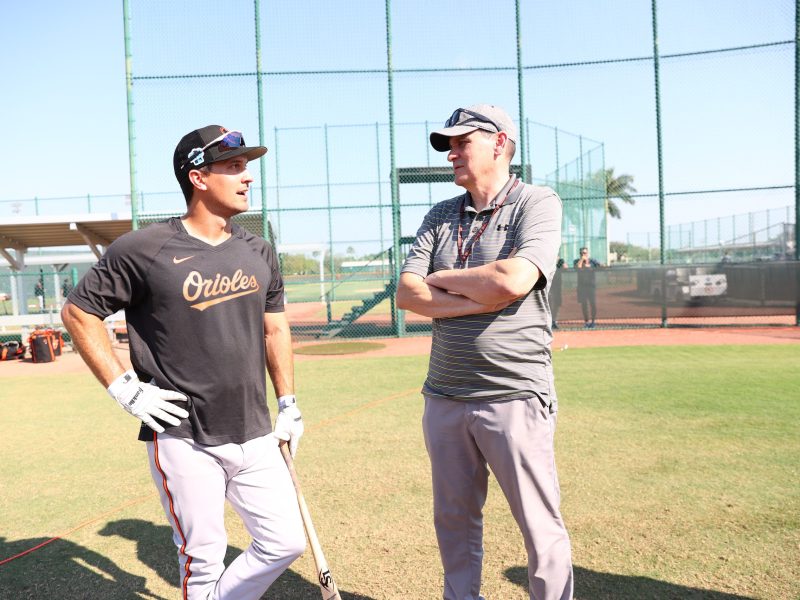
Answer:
[
  {"xmin": 62, "ymin": 125, "xmax": 306, "ymax": 600},
  {"xmin": 396, "ymin": 105, "xmax": 573, "ymax": 600}
]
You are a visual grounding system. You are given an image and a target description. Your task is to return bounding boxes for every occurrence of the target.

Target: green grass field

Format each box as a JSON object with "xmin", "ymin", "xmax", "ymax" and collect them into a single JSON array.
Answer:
[
  {"xmin": 1, "ymin": 345, "xmax": 798, "ymax": 599},
  {"xmin": 293, "ymin": 341, "xmax": 386, "ymax": 355}
]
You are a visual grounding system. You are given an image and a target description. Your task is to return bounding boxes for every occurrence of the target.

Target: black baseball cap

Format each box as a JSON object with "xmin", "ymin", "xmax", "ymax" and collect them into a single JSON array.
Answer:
[{"xmin": 173, "ymin": 125, "xmax": 268, "ymax": 183}]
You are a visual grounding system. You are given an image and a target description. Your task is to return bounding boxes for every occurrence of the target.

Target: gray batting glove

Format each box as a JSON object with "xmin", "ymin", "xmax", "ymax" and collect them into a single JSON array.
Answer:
[
  {"xmin": 107, "ymin": 370, "xmax": 189, "ymax": 433},
  {"xmin": 273, "ymin": 395, "xmax": 304, "ymax": 457}
]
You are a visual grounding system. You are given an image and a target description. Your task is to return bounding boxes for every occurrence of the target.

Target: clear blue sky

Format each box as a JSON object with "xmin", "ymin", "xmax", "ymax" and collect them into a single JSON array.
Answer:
[
  {"xmin": 0, "ymin": 2, "xmax": 128, "ymax": 199},
  {"xmin": 0, "ymin": 0, "xmax": 795, "ymax": 247}
]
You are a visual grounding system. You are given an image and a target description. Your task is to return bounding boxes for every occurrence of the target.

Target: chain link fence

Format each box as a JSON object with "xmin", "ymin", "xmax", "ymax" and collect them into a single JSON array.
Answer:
[
  {"xmin": 2, "ymin": 0, "xmax": 797, "ymax": 337},
  {"xmin": 0, "ymin": 267, "xmax": 82, "ymax": 344}
]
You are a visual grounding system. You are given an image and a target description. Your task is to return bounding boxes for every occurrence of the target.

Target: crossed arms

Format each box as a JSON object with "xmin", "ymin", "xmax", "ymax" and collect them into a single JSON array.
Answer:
[{"xmin": 396, "ymin": 257, "xmax": 540, "ymax": 318}]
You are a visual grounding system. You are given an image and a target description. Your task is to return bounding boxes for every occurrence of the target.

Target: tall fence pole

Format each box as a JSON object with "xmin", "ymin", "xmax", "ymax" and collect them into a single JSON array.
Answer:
[
  {"xmin": 122, "ymin": 0, "xmax": 139, "ymax": 230},
  {"xmin": 253, "ymin": 0, "xmax": 271, "ymax": 245},
  {"xmin": 324, "ymin": 124, "xmax": 334, "ymax": 301},
  {"xmin": 651, "ymin": 0, "xmax": 667, "ymax": 327},
  {"xmin": 425, "ymin": 120, "xmax": 433, "ymax": 205},
  {"xmin": 375, "ymin": 122, "xmax": 386, "ymax": 275},
  {"xmin": 515, "ymin": 0, "xmax": 528, "ymax": 181},
  {"xmin": 795, "ymin": 0, "xmax": 799, "ymax": 325},
  {"xmin": 554, "ymin": 127, "xmax": 560, "ymax": 184},
  {"xmin": 601, "ymin": 142, "xmax": 608, "ymax": 262},
  {"xmin": 274, "ymin": 126, "xmax": 282, "ymax": 241},
  {"xmin": 579, "ymin": 135, "xmax": 586, "ymax": 249},
  {"xmin": 386, "ymin": 0, "xmax": 404, "ymax": 336}
]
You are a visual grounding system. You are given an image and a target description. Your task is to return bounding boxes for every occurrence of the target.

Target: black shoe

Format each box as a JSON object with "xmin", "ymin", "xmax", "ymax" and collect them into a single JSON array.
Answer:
[{"xmin": 552, "ymin": 322, "xmax": 559, "ymax": 329}]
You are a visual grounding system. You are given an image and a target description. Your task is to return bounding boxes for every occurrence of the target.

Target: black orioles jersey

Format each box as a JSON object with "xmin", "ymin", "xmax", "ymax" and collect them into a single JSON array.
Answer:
[{"xmin": 69, "ymin": 218, "xmax": 284, "ymax": 445}]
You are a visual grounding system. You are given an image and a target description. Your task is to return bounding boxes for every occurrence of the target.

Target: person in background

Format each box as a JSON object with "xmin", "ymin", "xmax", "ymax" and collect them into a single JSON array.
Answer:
[
  {"xmin": 34, "ymin": 278, "xmax": 45, "ymax": 312},
  {"xmin": 573, "ymin": 246, "xmax": 601, "ymax": 328},
  {"xmin": 61, "ymin": 277, "xmax": 74, "ymax": 299}
]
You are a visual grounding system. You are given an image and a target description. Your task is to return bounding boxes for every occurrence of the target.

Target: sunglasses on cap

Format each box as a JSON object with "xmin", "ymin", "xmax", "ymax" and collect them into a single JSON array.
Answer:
[
  {"xmin": 182, "ymin": 130, "xmax": 245, "ymax": 170},
  {"xmin": 445, "ymin": 108, "xmax": 502, "ymax": 133}
]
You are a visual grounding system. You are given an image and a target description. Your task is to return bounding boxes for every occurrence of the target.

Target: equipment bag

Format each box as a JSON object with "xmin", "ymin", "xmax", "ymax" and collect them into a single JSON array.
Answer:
[
  {"xmin": 46, "ymin": 329, "xmax": 64, "ymax": 356},
  {"xmin": 0, "ymin": 341, "xmax": 25, "ymax": 361},
  {"xmin": 29, "ymin": 330, "xmax": 56, "ymax": 363}
]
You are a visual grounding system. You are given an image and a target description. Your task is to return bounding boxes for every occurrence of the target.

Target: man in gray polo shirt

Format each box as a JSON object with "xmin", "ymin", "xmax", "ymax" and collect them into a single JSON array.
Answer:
[{"xmin": 397, "ymin": 104, "xmax": 573, "ymax": 600}]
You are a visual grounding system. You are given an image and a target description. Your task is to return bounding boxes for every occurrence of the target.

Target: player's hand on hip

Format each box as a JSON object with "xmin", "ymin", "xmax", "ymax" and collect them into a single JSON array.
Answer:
[
  {"xmin": 107, "ymin": 370, "xmax": 189, "ymax": 433},
  {"xmin": 274, "ymin": 395, "xmax": 304, "ymax": 457}
]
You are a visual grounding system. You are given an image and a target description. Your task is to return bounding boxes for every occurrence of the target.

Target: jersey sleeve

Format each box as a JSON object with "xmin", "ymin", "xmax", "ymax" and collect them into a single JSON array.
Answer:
[
  {"xmin": 68, "ymin": 232, "xmax": 154, "ymax": 318},
  {"xmin": 262, "ymin": 242, "xmax": 285, "ymax": 312},
  {"xmin": 512, "ymin": 188, "xmax": 563, "ymax": 290}
]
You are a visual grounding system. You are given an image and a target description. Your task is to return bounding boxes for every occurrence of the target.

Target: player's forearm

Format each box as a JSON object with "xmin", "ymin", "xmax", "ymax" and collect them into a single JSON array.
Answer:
[
  {"xmin": 61, "ymin": 302, "xmax": 127, "ymax": 387},
  {"xmin": 396, "ymin": 274, "xmax": 494, "ymax": 318},
  {"xmin": 425, "ymin": 258, "xmax": 538, "ymax": 304},
  {"xmin": 264, "ymin": 314, "xmax": 295, "ymax": 398}
]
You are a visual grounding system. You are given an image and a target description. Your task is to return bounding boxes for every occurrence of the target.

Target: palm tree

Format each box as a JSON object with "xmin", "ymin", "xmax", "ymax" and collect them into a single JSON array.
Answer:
[{"xmin": 603, "ymin": 167, "xmax": 637, "ymax": 219}]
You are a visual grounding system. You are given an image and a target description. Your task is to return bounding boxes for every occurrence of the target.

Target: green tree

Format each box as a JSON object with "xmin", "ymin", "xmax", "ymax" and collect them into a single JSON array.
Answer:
[
  {"xmin": 603, "ymin": 167, "xmax": 637, "ymax": 219},
  {"xmin": 609, "ymin": 241, "xmax": 655, "ymax": 262},
  {"xmin": 280, "ymin": 253, "xmax": 319, "ymax": 275}
]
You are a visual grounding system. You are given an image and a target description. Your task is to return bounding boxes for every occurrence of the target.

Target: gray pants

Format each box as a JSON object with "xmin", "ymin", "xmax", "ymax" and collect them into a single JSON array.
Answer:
[{"xmin": 423, "ymin": 394, "xmax": 573, "ymax": 600}]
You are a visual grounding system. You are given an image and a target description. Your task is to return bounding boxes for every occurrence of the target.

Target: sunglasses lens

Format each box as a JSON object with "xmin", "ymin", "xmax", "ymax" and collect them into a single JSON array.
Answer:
[
  {"xmin": 445, "ymin": 109, "xmax": 460, "ymax": 128},
  {"xmin": 446, "ymin": 109, "xmax": 498, "ymax": 132},
  {"xmin": 218, "ymin": 132, "xmax": 244, "ymax": 150}
]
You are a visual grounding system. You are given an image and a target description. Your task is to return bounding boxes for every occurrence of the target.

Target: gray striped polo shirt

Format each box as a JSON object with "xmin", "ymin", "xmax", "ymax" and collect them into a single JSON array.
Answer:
[{"xmin": 401, "ymin": 175, "xmax": 562, "ymax": 404}]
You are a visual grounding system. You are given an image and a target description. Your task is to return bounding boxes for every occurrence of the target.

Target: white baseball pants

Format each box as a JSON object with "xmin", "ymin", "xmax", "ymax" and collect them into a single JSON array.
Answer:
[{"xmin": 146, "ymin": 432, "xmax": 305, "ymax": 600}]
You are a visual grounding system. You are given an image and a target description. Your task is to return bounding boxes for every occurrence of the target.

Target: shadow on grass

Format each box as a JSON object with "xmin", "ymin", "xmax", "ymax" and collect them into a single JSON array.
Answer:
[
  {"xmin": 99, "ymin": 519, "xmax": 376, "ymax": 600},
  {"xmin": 0, "ymin": 534, "xmax": 164, "ymax": 600},
  {"xmin": 266, "ymin": 568, "xmax": 377, "ymax": 599},
  {"xmin": 505, "ymin": 565, "xmax": 757, "ymax": 600}
]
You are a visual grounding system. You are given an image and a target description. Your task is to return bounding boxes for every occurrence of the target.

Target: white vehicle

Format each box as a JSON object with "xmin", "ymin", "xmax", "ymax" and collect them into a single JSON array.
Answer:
[
  {"xmin": 644, "ymin": 267, "xmax": 728, "ymax": 304},
  {"xmin": 687, "ymin": 274, "xmax": 727, "ymax": 298}
]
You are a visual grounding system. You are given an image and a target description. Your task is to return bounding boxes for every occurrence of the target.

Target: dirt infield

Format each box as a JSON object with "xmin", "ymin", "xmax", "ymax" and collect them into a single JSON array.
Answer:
[
  {"xmin": 2, "ymin": 326, "xmax": 797, "ymax": 377},
  {"xmin": 550, "ymin": 325, "xmax": 800, "ymax": 349}
]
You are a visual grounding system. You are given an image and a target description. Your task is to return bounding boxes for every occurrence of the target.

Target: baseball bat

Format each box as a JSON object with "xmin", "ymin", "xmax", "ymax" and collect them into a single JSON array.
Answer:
[{"xmin": 280, "ymin": 443, "xmax": 343, "ymax": 600}]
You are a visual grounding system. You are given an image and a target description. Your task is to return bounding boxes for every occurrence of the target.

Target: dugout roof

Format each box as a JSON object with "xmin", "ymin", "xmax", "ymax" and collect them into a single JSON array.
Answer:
[{"xmin": 0, "ymin": 212, "xmax": 132, "ymax": 269}]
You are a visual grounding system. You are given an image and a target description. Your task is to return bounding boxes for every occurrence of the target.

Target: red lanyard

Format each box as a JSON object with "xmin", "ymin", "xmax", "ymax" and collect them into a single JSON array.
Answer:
[{"xmin": 457, "ymin": 178, "xmax": 519, "ymax": 265}]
